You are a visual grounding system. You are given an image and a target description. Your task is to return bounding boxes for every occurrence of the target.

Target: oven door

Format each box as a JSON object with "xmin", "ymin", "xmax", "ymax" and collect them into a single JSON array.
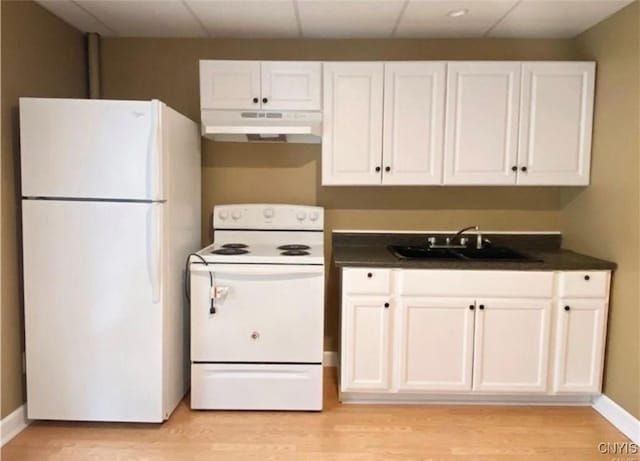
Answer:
[{"xmin": 190, "ymin": 264, "xmax": 324, "ymax": 363}]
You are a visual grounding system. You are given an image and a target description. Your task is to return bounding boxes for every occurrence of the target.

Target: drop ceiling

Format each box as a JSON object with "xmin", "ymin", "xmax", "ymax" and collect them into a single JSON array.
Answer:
[{"xmin": 36, "ymin": 0, "xmax": 634, "ymax": 39}]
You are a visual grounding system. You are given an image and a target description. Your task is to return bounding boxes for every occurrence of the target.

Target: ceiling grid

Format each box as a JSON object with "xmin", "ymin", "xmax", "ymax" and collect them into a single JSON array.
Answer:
[{"xmin": 36, "ymin": 0, "xmax": 634, "ymax": 39}]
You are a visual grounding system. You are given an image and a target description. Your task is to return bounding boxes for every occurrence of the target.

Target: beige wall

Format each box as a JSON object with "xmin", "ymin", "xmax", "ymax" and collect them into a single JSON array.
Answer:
[
  {"xmin": 102, "ymin": 37, "xmax": 577, "ymax": 351},
  {"xmin": 561, "ymin": 1, "xmax": 640, "ymax": 419},
  {"xmin": 1, "ymin": 1, "xmax": 87, "ymax": 418},
  {"xmin": 1, "ymin": 2, "xmax": 637, "ymax": 424}
]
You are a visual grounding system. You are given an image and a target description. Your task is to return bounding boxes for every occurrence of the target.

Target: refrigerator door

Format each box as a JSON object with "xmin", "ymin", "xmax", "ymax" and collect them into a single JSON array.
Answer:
[
  {"xmin": 22, "ymin": 199, "xmax": 165, "ymax": 422},
  {"xmin": 20, "ymin": 98, "xmax": 164, "ymax": 201}
]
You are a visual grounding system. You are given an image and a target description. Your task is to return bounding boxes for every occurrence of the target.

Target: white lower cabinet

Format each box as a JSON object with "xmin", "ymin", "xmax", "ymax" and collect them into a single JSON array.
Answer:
[
  {"xmin": 340, "ymin": 268, "xmax": 610, "ymax": 402},
  {"xmin": 340, "ymin": 295, "xmax": 392, "ymax": 392},
  {"xmin": 396, "ymin": 297, "xmax": 474, "ymax": 392},
  {"xmin": 472, "ymin": 298, "xmax": 551, "ymax": 393},
  {"xmin": 553, "ymin": 299, "xmax": 607, "ymax": 393}
]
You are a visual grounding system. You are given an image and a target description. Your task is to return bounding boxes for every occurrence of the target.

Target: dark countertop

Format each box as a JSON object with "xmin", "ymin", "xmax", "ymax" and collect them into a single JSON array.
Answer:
[{"xmin": 332, "ymin": 232, "xmax": 616, "ymax": 271}]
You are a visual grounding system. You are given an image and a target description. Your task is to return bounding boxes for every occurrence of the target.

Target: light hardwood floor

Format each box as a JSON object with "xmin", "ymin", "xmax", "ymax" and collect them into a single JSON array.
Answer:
[{"xmin": 2, "ymin": 368, "xmax": 630, "ymax": 460}]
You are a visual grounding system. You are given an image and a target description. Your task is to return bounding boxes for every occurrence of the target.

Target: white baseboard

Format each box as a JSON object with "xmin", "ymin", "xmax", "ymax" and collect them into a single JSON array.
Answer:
[
  {"xmin": 341, "ymin": 392, "xmax": 592, "ymax": 405},
  {"xmin": 323, "ymin": 351, "xmax": 338, "ymax": 367},
  {"xmin": 592, "ymin": 394, "xmax": 640, "ymax": 444},
  {"xmin": 1, "ymin": 404, "xmax": 30, "ymax": 446}
]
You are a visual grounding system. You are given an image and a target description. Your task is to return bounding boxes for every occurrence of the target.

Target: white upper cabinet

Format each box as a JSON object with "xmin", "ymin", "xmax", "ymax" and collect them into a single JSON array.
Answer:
[
  {"xmin": 200, "ymin": 60, "xmax": 261, "ymax": 110},
  {"xmin": 322, "ymin": 62, "xmax": 384, "ymax": 185},
  {"xmin": 517, "ymin": 62, "xmax": 595, "ymax": 185},
  {"xmin": 200, "ymin": 60, "xmax": 321, "ymax": 111},
  {"xmin": 322, "ymin": 62, "xmax": 443, "ymax": 186},
  {"xmin": 260, "ymin": 62, "xmax": 322, "ymax": 111},
  {"xmin": 382, "ymin": 62, "xmax": 446, "ymax": 185},
  {"xmin": 444, "ymin": 62, "xmax": 521, "ymax": 185},
  {"xmin": 201, "ymin": 60, "xmax": 597, "ymax": 187}
]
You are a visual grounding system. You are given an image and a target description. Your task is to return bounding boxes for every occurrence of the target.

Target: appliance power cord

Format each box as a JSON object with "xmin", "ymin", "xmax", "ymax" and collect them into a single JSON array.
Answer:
[{"xmin": 184, "ymin": 253, "xmax": 216, "ymax": 314}]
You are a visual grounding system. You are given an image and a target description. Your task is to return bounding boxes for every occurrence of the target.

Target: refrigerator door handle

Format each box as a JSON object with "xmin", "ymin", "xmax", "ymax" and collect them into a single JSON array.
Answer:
[
  {"xmin": 149, "ymin": 203, "xmax": 162, "ymax": 303},
  {"xmin": 148, "ymin": 101, "xmax": 163, "ymax": 200}
]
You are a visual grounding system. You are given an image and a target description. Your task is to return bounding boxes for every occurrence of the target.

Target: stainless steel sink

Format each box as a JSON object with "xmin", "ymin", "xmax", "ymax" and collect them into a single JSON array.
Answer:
[{"xmin": 388, "ymin": 244, "xmax": 538, "ymax": 262}]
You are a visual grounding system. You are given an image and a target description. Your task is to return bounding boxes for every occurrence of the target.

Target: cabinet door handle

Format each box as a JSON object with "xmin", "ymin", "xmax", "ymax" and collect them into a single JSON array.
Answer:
[
  {"xmin": 385, "ymin": 166, "xmax": 391, "ymax": 172},
  {"xmin": 367, "ymin": 272, "xmax": 373, "ymax": 278},
  {"xmin": 564, "ymin": 305, "xmax": 571, "ymax": 311},
  {"xmin": 262, "ymin": 97, "xmax": 268, "ymax": 104},
  {"xmin": 384, "ymin": 302, "xmax": 390, "ymax": 308},
  {"xmin": 252, "ymin": 97, "xmax": 259, "ymax": 104},
  {"xmin": 375, "ymin": 166, "xmax": 381, "ymax": 172},
  {"xmin": 521, "ymin": 166, "xmax": 528, "ymax": 172},
  {"xmin": 469, "ymin": 304, "xmax": 475, "ymax": 310},
  {"xmin": 478, "ymin": 304, "xmax": 485, "ymax": 310},
  {"xmin": 511, "ymin": 166, "xmax": 518, "ymax": 172},
  {"xmin": 584, "ymin": 275, "xmax": 590, "ymax": 281}
]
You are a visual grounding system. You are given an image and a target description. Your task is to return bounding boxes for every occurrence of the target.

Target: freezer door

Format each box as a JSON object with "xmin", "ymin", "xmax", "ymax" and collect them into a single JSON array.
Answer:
[
  {"xmin": 20, "ymin": 98, "xmax": 164, "ymax": 201},
  {"xmin": 22, "ymin": 200, "xmax": 165, "ymax": 422}
]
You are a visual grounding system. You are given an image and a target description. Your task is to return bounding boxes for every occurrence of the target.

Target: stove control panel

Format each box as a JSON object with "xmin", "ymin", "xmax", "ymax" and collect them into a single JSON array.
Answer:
[{"xmin": 214, "ymin": 204, "xmax": 324, "ymax": 230}]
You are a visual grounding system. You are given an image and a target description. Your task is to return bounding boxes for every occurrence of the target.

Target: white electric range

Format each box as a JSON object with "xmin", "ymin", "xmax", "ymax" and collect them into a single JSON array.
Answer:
[{"xmin": 189, "ymin": 204, "xmax": 324, "ymax": 411}]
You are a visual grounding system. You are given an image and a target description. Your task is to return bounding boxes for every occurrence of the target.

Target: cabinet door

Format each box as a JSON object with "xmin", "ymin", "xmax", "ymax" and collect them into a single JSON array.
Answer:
[
  {"xmin": 553, "ymin": 300, "xmax": 607, "ymax": 393},
  {"xmin": 261, "ymin": 61, "xmax": 322, "ymax": 111},
  {"xmin": 444, "ymin": 62, "xmax": 520, "ymax": 185},
  {"xmin": 473, "ymin": 298, "xmax": 551, "ymax": 392},
  {"xmin": 396, "ymin": 297, "xmax": 474, "ymax": 392},
  {"xmin": 341, "ymin": 295, "xmax": 391, "ymax": 392},
  {"xmin": 517, "ymin": 62, "xmax": 595, "ymax": 186},
  {"xmin": 382, "ymin": 62, "xmax": 445, "ymax": 185},
  {"xmin": 322, "ymin": 62, "xmax": 384, "ymax": 185},
  {"xmin": 200, "ymin": 60, "xmax": 261, "ymax": 110}
]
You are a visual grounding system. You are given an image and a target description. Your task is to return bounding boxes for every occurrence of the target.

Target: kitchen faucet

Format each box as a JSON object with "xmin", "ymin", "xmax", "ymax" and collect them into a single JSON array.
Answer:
[
  {"xmin": 427, "ymin": 225, "xmax": 486, "ymax": 249},
  {"xmin": 449, "ymin": 225, "xmax": 478, "ymax": 245}
]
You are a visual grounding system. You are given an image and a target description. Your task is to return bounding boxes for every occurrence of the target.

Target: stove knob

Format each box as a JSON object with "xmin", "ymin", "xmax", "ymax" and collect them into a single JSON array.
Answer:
[
  {"xmin": 296, "ymin": 211, "xmax": 307, "ymax": 221},
  {"xmin": 218, "ymin": 210, "xmax": 229, "ymax": 220},
  {"xmin": 263, "ymin": 208, "xmax": 275, "ymax": 219},
  {"xmin": 309, "ymin": 211, "xmax": 319, "ymax": 222},
  {"xmin": 231, "ymin": 210, "xmax": 242, "ymax": 221}
]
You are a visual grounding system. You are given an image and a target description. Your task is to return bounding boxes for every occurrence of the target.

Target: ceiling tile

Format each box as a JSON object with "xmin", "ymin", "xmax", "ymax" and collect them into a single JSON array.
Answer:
[
  {"xmin": 186, "ymin": 0, "xmax": 300, "ymax": 38},
  {"xmin": 35, "ymin": 0, "xmax": 637, "ymax": 39},
  {"xmin": 75, "ymin": 0, "xmax": 207, "ymax": 37},
  {"xmin": 489, "ymin": 0, "xmax": 634, "ymax": 38},
  {"xmin": 395, "ymin": 0, "xmax": 518, "ymax": 38},
  {"xmin": 297, "ymin": 0, "xmax": 406, "ymax": 38},
  {"xmin": 36, "ymin": 0, "xmax": 115, "ymax": 36}
]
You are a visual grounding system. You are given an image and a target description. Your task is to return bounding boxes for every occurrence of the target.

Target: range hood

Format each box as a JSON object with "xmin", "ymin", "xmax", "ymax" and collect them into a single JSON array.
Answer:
[{"xmin": 201, "ymin": 109, "xmax": 322, "ymax": 144}]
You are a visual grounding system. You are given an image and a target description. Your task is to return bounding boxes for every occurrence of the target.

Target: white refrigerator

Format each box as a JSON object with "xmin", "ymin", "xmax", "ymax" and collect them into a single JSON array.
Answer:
[{"xmin": 19, "ymin": 98, "xmax": 201, "ymax": 422}]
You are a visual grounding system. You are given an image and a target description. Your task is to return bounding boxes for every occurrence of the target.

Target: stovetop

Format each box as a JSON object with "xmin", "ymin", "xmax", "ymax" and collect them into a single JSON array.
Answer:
[
  {"xmin": 195, "ymin": 204, "xmax": 325, "ymax": 265},
  {"xmin": 197, "ymin": 242, "xmax": 324, "ymax": 265}
]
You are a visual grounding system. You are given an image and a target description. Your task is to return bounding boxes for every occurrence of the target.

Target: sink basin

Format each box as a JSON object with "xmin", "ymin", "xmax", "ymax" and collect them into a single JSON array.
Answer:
[
  {"xmin": 388, "ymin": 245, "xmax": 458, "ymax": 259},
  {"xmin": 455, "ymin": 247, "xmax": 535, "ymax": 261},
  {"xmin": 388, "ymin": 245, "xmax": 539, "ymax": 262}
]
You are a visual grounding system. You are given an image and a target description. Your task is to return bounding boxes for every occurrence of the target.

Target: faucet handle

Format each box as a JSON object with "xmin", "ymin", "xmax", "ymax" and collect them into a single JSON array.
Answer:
[
  {"xmin": 427, "ymin": 236, "xmax": 436, "ymax": 247},
  {"xmin": 460, "ymin": 237, "xmax": 469, "ymax": 247},
  {"xmin": 475, "ymin": 234, "xmax": 492, "ymax": 249}
]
